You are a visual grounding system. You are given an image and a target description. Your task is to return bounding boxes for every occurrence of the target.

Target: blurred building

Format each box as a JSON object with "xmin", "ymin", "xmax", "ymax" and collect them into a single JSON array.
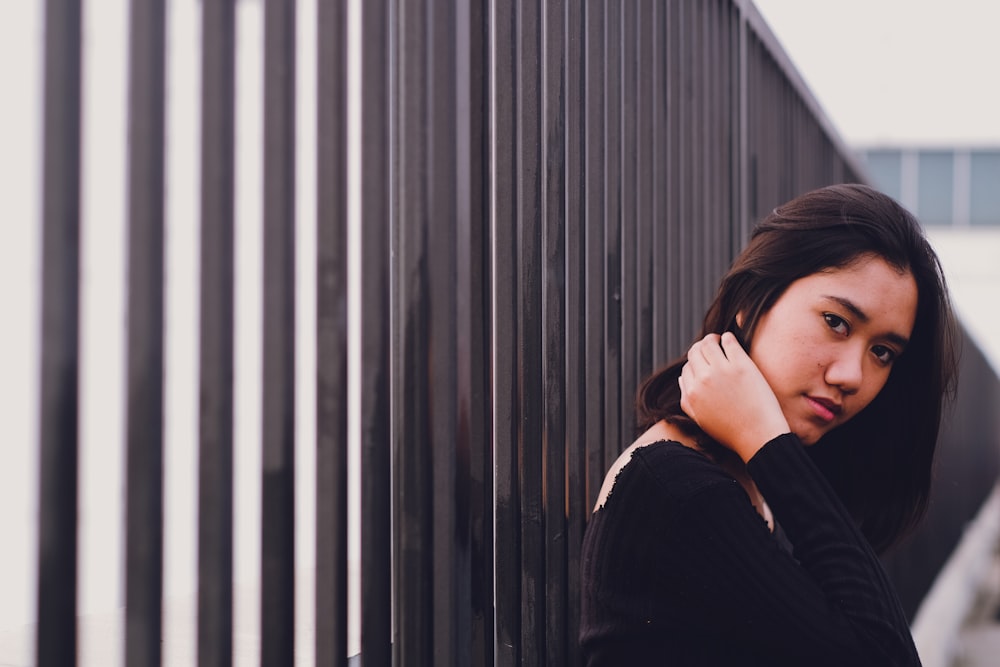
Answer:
[{"xmin": 861, "ymin": 147, "xmax": 1000, "ymax": 227}]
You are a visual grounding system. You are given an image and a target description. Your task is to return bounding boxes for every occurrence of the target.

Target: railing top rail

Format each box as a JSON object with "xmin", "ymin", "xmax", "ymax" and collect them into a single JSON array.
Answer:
[{"xmin": 740, "ymin": 0, "xmax": 872, "ymax": 183}]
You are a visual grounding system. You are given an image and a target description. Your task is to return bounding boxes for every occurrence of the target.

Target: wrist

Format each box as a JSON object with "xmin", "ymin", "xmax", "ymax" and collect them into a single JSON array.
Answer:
[{"xmin": 736, "ymin": 420, "xmax": 790, "ymax": 464}]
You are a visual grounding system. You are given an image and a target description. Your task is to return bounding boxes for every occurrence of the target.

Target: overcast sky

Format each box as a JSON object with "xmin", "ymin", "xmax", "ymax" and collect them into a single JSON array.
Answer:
[{"xmin": 753, "ymin": 0, "xmax": 1000, "ymax": 146}]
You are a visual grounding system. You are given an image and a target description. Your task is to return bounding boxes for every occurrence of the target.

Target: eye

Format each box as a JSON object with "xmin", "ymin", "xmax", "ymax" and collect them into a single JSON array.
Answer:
[
  {"xmin": 871, "ymin": 345, "xmax": 897, "ymax": 366},
  {"xmin": 823, "ymin": 313, "xmax": 849, "ymax": 335}
]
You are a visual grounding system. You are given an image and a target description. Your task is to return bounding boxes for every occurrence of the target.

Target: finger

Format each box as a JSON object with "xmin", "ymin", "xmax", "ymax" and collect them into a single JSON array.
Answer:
[
  {"xmin": 679, "ymin": 359, "xmax": 692, "ymax": 384},
  {"xmin": 719, "ymin": 331, "xmax": 746, "ymax": 360},
  {"xmin": 698, "ymin": 333, "xmax": 727, "ymax": 364},
  {"xmin": 678, "ymin": 365, "xmax": 693, "ymax": 416},
  {"xmin": 686, "ymin": 339, "xmax": 708, "ymax": 367},
  {"xmin": 680, "ymin": 359, "xmax": 700, "ymax": 391}
]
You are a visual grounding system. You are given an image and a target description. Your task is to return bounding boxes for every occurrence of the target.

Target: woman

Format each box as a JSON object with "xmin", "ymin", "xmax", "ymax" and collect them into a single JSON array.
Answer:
[{"xmin": 579, "ymin": 184, "xmax": 957, "ymax": 666}]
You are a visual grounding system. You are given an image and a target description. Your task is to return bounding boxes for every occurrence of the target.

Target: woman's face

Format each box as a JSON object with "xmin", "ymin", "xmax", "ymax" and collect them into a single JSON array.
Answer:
[{"xmin": 747, "ymin": 255, "xmax": 918, "ymax": 445}]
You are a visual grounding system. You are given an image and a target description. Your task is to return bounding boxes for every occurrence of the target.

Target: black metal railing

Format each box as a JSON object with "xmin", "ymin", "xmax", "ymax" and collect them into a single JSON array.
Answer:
[{"xmin": 35, "ymin": 1, "xmax": 997, "ymax": 666}]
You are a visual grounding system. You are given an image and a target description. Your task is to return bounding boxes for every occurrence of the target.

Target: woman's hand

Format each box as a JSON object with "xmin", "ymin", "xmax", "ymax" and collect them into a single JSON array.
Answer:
[{"xmin": 679, "ymin": 332, "xmax": 790, "ymax": 462}]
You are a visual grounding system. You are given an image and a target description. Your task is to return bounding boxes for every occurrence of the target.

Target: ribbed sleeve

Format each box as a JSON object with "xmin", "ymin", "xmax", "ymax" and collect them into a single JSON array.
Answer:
[
  {"xmin": 743, "ymin": 433, "xmax": 919, "ymax": 664},
  {"xmin": 579, "ymin": 437, "xmax": 921, "ymax": 666}
]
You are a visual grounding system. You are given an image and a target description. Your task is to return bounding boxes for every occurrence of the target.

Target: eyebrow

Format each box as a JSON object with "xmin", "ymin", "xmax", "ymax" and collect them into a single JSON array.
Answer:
[{"xmin": 821, "ymin": 295, "xmax": 910, "ymax": 348}]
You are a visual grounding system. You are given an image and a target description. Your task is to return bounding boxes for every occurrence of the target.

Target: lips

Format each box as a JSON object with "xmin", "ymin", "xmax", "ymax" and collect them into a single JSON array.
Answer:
[{"xmin": 806, "ymin": 395, "xmax": 843, "ymax": 422}]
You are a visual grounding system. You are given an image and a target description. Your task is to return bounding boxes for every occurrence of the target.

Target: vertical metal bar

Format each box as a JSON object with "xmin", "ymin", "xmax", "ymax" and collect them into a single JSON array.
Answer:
[
  {"xmin": 756, "ymin": 39, "xmax": 769, "ymax": 214},
  {"xmin": 734, "ymin": 1, "xmax": 749, "ymax": 251},
  {"xmin": 676, "ymin": 0, "xmax": 694, "ymax": 347},
  {"xmin": 682, "ymin": 3, "xmax": 705, "ymax": 338},
  {"xmin": 541, "ymin": 0, "xmax": 567, "ymax": 661},
  {"xmin": 784, "ymin": 82, "xmax": 794, "ymax": 198},
  {"xmin": 696, "ymin": 0, "xmax": 709, "ymax": 321},
  {"xmin": 603, "ymin": 0, "xmax": 622, "ymax": 469},
  {"xmin": 722, "ymin": 2, "xmax": 741, "ymax": 260},
  {"xmin": 427, "ymin": 0, "xmax": 468, "ymax": 662},
  {"xmin": 124, "ymin": 0, "xmax": 167, "ymax": 664},
  {"xmin": 775, "ymin": 61, "xmax": 787, "ymax": 204},
  {"xmin": 746, "ymin": 35, "xmax": 760, "ymax": 222},
  {"xmin": 801, "ymin": 106, "xmax": 810, "ymax": 188},
  {"xmin": 563, "ymin": 1, "xmax": 586, "ymax": 663},
  {"xmin": 709, "ymin": 0, "xmax": 725, "ymax": 276},
  {"xmin": 360, "ymin": 0, "xmax": 392, "ymax": 662},
  {"xmin": 704, "ymin": 0, "xmax": 715, "ymax": 307},
  {"xmin": 464, "ymin": 2, "xmax": 495, "ymax": 663},
  {"xmin": 786, "ymin": 74, "xmax": 795, "ymax": 197},
  {"xmin": 652, "ymin": 0, "xmax": 671, "ymax": 361},
  {"xmin": 36, "ymin": 1, "xmax": 82, "ymax": 665},
  {"xmin": 394, "ymin": 0, "xmax": 432, "ymax": 660},
  {"xmin": 619, "ymin": 0, "xmax": 636, "ymax": 447},
  {"xmin": 793, "ymin": 97, "xmax": 804, "ymax": 191},
  {"xmin": 635, "ymin": 0, "xmax": 653, "ymax": 379},
  {"xmin": 198, "ymin": 2, "xmax": 236, "ymax": 665},
  {"xmin": 743, "ymin": 26, "xmax": 755, "ymax": 223},
  {"xmin": 491, "ymin": 0, "xmax": 520, "ymax": 662},
  {"xmin": 694, "ymin": 0, "xmax": 709, "ymax": 316},
  {"xmin": 583, "ymin": 0, "xmax": 605, "ymax": 514},
  {"xmin": 725, "ymin": 0, "xmax": 735, "ymax": 261},
  {"xmin": 802, "ymin": 100, "xmax": 813, "ymax": 189},
  {"xmin": 775, "ymin": 58, "xmax": 786, "ymax": 204},
  {"xmin": 768, "ymin": 40, "xmax": 778, "ymax": 207},
  {"xmin": 693, "ymin": 0, "xmax": 706, "ymax": 307},
  {"xmin": 756, "ymin": 42, "xmax": 768, "ymax": 212},
  {"xmin": 316, "ymin": 0, "xmax": 348, "ymax": 663},
  {"xmin": 761, "ymin": 31, "xmax": 771, "ymax": 203},
  {"xmin": 680, "ymin": 0, "xmax": 694, "ymax": 324},
  {"xmin": 389, "ymin": 0, "xmax": 402, "ymax": 598},
  {"xmin": 707, "ymin": 0, "xmax": 718, "ymax": 280},
  {"xmin": 713, "ymin": 0, "xmax": 728, "ymax": 276},
  {"xmin": 706, "ymin": 0, "xmax": 717, "ymax": 289},
  {"xmin": 767, "ymin": 41, "xmax": 777, "ymax": 209},
  {"xmin": 781, "ymin": 59, "xmax": 791, "ymax": 199},
  {"xmin": 516, "ymin": 0, "xmax": 544, "ymax": 662},
  {"xmin": 260, "ymin": 0, "xmax": 296, "ymax": 664},
  {"xmin": 668, "ymin": 0, "xmax": 685, "ymax": 352},
  {"xmin": 729, "ymin": 0, "xmax": 740, "ymax": 251},
  {"xmin": 789, "ymin": 46, "xmax": 797, "ymax": 192},
  {"xmin": 748, "ymin": 36, "xmax": 767, "ymax": 219}
]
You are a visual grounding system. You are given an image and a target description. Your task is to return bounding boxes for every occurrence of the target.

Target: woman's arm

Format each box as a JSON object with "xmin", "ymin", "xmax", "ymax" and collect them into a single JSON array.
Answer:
[
  {"xmin": 678, "ymin": 332, "xmax": 789, "ymax": 462},
  {"xmin": 656, "ymin": 433, "xmax": 919, "ymax": 665}
]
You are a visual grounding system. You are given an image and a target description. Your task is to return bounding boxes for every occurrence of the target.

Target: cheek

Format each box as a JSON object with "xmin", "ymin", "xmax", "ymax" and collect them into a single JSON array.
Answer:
[
  {"xmin": 750, "ymin": 332, "xmax": 817, "ymax": 387},
  {"xmin": 749, "ymin": 347, "xmax": 804, "ymax": 397}
]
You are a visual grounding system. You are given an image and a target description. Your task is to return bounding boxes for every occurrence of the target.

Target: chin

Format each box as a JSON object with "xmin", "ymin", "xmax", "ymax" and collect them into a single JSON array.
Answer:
[{"xmin": 791, "ymin": 426, "xmax": 823, "ymax": 446}]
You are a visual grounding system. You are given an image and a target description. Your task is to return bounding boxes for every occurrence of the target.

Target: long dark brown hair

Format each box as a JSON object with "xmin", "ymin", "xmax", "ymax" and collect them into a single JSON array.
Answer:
[{"xmin": 636, "ymin": 183, "xmax": 958, "ymax": 553}]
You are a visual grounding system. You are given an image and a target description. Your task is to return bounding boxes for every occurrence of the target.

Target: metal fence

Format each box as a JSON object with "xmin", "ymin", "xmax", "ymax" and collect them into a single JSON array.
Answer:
[{"xmin": 35, "ymin": 1, "xmax": 995, "ymax": 666}]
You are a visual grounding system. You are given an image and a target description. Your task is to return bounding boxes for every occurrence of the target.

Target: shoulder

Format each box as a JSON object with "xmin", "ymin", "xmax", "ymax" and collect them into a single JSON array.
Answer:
[{"xmin": 600, "ymin": 440, "xmax": 736, "ymax": 512}]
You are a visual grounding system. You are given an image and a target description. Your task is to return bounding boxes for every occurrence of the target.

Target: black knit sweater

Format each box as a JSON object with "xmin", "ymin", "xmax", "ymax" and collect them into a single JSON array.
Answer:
[{"xmin": 579, "ymin": 434, "xmax": 921, "ymax": 666}]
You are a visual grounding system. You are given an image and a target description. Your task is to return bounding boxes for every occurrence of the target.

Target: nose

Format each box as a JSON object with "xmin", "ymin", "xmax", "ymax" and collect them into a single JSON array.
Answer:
[{"xmin": 824, "ymin": 348, "xmax": 863, "ymax": 395}]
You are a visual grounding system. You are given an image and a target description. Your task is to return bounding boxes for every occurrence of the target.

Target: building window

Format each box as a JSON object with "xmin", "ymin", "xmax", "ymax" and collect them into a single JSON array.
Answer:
[
  {"xmin": 917, "ymin": 151, "xmax": 953, "ymax": 226},
  {"xmin": 864, "ymin": 150, "xmax": 902, "ymax": 202},
  {"xmin": 970, "ymin": 151, "xmax": 1000, "ymax": 226}
]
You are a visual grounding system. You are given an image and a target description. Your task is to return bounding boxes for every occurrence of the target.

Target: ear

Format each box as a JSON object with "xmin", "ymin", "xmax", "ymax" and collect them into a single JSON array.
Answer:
[{"xmin": 735, "ymin": 312, "xmax": 744, "ymax": 328}]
